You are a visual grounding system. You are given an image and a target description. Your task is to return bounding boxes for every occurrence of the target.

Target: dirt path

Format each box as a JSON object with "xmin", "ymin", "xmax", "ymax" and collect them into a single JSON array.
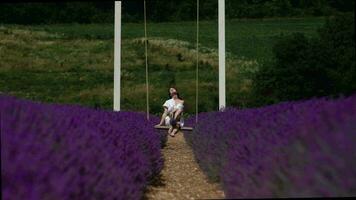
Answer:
[{"xmin": 145, "ymin": 132, "xmax": 225, "ymax": 200}]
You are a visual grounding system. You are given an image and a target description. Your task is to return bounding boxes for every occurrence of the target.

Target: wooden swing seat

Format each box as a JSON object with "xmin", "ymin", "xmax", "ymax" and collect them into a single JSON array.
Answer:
[{"xmin": 154, "ymin": 125, "xmax": 193, "ymax": 131}]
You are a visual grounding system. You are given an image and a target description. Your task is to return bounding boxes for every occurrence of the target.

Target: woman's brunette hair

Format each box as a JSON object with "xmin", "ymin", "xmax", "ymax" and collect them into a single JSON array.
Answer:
[{"xmin": 168, "ymin": 87, "xmax": 183, "ymax": 100}]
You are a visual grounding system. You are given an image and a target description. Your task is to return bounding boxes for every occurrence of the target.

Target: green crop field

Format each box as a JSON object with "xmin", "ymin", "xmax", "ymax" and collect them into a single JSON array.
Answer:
[{"xmin": 0, "ymin": 17, "xmax": 325, "ymax": 116}]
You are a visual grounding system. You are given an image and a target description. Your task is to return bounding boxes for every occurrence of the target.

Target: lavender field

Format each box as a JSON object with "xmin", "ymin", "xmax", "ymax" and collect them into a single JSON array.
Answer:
[
  {"xmin": 2, "ymin": 93, "xmax": 356, "ymax": 199},
  {"xmin": 185, "ymin": 95, "xmax": 356, "ymax": 198},
  {"xmin": 1, "ymin": 95, "xmax": 163, "ymax": 200}
]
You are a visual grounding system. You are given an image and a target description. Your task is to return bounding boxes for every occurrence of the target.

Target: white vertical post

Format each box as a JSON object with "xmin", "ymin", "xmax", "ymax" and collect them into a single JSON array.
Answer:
[
  {"xmin": 144, "ymin": 0, "xmax": 149, "ymax": 120},
  {"xmin": 114, "ymin": 1, "xmax": 121, "ymax": 111},
  {"xmin": 218, "ymin": 0, "xmax": 226, "ymax": 110}
]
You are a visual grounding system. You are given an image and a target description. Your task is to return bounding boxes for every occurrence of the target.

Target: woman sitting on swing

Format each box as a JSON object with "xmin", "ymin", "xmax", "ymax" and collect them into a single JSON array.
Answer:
[{"xmin": 156, "ymin": 87, "xmax": 185, "ymax": 137}]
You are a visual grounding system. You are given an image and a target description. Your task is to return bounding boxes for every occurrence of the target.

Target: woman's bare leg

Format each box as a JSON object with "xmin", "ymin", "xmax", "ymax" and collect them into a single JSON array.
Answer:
[
  {"xmin": 168, "ymin": 126, "xmax": 174, "ymax": 136},
  {"xmin": 157, "ymin": 108, "xmax": 168, "ymax": 126},
  {"xmin": 171, "ymin": 127, "xmax": 179, "ymax": 136}
]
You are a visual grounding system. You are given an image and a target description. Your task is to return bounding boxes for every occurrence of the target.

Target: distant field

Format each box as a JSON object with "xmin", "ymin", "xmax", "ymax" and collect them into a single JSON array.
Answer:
[
  {"xmin": 27, "ymin": 17, "xmax": 325, "ymax": 60},
  {"xmin": 0, "ymin": 17, "xmax": 325, "ymax": 115}
]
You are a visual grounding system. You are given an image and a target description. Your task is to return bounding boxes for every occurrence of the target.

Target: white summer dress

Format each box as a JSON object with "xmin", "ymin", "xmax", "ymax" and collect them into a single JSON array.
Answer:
[{"xmin": 163, "ymin": 98, "xmax": 184, "ymax": 127}]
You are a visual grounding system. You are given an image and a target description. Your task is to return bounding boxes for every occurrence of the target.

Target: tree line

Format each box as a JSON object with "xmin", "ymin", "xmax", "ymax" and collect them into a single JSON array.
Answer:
[{"xmin": 0, "ymin": 0, "xmax": 355, "ymax": 24}]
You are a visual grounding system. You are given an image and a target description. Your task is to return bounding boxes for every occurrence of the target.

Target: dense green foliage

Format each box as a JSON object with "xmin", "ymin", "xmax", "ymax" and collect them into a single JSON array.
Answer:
[
  {"xmin": 0, "ymin": 0, "xmax": 354, "ymax": 24},
  {"xmin": 252, "ymin": 13, "xmax": 355, "ymax": 106}
]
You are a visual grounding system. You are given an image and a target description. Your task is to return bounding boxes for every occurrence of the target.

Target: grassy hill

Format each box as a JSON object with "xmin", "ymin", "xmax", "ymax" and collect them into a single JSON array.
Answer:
[{"xmin": 0, "ymin": 17, "xmax": 325, "ymax": 116}]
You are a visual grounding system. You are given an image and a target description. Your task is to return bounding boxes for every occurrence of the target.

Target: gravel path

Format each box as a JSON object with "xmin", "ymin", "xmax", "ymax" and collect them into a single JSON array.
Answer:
[{"xmin": 144, "ymin": 131, "xmax": 225, "ymax": 200}]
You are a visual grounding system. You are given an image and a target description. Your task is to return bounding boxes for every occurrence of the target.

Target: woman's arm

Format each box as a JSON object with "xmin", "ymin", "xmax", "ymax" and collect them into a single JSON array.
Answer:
[{"xmin": 173, "ymin": 109, "xmax": 183, "ymax": 120}]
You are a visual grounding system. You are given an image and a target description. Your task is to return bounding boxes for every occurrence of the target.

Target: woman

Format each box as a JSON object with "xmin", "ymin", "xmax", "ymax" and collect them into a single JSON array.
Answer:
[{"xmin": 156, "ymin": 87, "xmax": 185, "ymax": 137}]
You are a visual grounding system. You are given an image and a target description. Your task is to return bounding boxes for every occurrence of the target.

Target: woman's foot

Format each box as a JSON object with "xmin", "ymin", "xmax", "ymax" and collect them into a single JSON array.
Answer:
[
  {"xmin": 171, "ymin": 128, "xmax": 179, "ymax": 136},
  {"xmin": 168, "ymin": 126, "xmax": 173, "ymax": 135}
]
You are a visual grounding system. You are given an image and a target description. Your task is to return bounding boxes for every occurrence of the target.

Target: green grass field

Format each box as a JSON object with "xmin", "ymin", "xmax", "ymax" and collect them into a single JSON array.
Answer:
[{"xmin": 0, "ymin": 17, "xmax": 325, "ymax": 115}]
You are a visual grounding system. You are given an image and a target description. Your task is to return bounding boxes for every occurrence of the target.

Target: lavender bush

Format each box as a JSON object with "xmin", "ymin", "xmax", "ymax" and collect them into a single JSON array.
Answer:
[
  {"xmin": 1, "ymin": 95, "xmax": 163, "ymax": 200},
  {"xmin": 185, "ymin": 95, "xmax": 356, "ymax": 198}
]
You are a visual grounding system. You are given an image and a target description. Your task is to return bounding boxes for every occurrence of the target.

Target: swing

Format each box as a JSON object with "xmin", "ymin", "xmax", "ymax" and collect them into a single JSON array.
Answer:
[
  {"xmin": 142, "ymin": 0, "xmax": 200, "ymax": 131},
  {"xmin": 154, "ymin": 110, "xmax": 193, "ymax": 131},
  {"xmin": 154, "ymin": 125, "xmax": 194, "ymax": 131}
]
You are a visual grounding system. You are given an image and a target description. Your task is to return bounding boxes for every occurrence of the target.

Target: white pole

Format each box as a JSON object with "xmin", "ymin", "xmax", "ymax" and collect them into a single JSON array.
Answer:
[
  {"xmin": 144, "ymin": 0, "xmax": 149, "ymax": 120},
  {"xmin": 218, "ymin": 0, "xmax": 226, "ymax": 110},
  {"xmin": 114, "ymin": 1, "xmax": 121, "ymax": 111}
]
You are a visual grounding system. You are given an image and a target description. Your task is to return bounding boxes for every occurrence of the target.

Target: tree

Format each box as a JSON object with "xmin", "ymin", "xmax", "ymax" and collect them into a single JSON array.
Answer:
[{"xmin": 251, "ymin": 13, "xmax": 355, "ymax": 106}]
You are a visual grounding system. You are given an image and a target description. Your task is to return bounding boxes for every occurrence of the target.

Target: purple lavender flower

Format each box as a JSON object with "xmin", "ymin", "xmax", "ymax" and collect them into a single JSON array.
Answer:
[
  {"xmin": 1, "ymin": 95, "xmax": 163, "ymax": 200},
  {"xmin": 185, "ymin": 95, "xmax": 356, "ymax": 198}
]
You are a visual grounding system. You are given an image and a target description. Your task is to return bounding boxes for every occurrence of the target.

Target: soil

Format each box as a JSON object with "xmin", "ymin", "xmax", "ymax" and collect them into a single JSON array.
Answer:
[{"xmin": 144, "ymin": 131, "xmax": 225, "ymax": 200}]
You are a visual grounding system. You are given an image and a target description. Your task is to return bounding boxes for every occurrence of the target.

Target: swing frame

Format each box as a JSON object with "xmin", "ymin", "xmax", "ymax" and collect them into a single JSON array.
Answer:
[{"xmin": 113, "ymin": 0, "xmax": 226, "ymax": 130}]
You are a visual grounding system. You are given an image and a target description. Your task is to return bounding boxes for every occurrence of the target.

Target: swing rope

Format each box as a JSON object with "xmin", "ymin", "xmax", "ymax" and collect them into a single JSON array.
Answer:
[
  {"xmin": 196, "ymin": 0, "xmax": 199, "ymax": 123},
  {"xmin": 144, "ymin": 0, "xmax": 200, "ymax": 124}
]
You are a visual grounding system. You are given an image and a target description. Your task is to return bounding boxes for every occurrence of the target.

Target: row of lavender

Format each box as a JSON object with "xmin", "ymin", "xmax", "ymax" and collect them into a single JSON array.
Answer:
[
  {"xmin": 1, "ymin": 95, "xmax": 163, "ymax": 200},
  {"xmin": 185, "ymin": 95, "xmax": 356, "ymax": 198}
]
